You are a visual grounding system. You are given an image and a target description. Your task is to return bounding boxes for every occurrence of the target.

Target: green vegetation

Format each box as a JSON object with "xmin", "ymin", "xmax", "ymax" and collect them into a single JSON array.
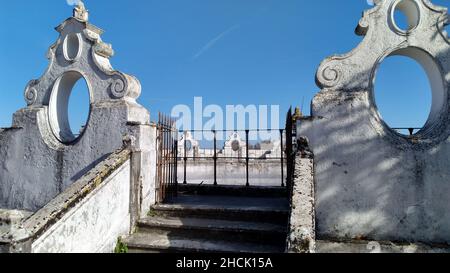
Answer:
[
  {"xmin": 147, "ymin": 208, "xmax": 158, "ymax": 217},
  {"xmin": 114, "ymin": 238, "xmax": 128, "ymax": 253}
]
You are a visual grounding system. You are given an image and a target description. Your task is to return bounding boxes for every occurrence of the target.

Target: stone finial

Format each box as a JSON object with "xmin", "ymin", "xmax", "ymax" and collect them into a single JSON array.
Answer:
[
  {"xmin": 73, "ymin": 1, "xmax": 89, "ymax": 22},
  {"xmin": 293, "ymin": 107, "xmax": 303, "ymax": 121}
]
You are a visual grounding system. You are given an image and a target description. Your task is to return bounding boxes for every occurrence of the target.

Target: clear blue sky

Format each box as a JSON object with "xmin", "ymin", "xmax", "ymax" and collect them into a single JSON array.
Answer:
[{"xmin": 0, "ymin": 0, "xmax": 448, "ymax": 132}]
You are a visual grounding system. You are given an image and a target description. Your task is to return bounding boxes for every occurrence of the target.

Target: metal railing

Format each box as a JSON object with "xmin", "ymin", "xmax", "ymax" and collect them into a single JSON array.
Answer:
[
  {"xmin": 155, "ymin": 113, "xmax": 178, "ymax": 203},
  {"xmin": 392, "ymin": 127, "xmax": 422, "ymax": 136},
  {"xmin": 179, "ymin": 129, "xmax": 287, "ymax": 187}
]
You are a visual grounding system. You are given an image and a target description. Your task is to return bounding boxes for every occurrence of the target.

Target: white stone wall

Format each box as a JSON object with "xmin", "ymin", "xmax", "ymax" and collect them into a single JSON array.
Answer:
[
  {"xmin": 287, "ymin": 154, "xmax": 315, "ymax": 253},
  {"xmin": 139, "ymin": 125, "xmax": 157, "ymax": 218},
  {"xmin": 299, "ymin": 0, "xmax": 450, "ymax": 245},
  {"xmin": 31, "ymin": 160, "xmax": 131, "ymax": 253},
  {"xmin": 0, "ymin": 8, "xmax": 151, "ymax": 212}
]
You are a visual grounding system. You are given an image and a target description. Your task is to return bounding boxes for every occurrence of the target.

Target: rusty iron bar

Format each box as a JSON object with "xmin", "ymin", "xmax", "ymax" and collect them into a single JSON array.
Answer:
[
  {"xmin": 174, "ymin": 128, "xmax": 179, "ymax": 197},
  {"xmin": 160, "ymin": 113, "xmax": 165, "ymax": 202},
  {"xmin": 155, "ymin": 113, "xmax": 159, "ymax": 203},
  {"xmin": 285, "ymin": 108, "xmax": 294, "ymax": 191},
  {"xmin": 245, "ymin": 129, "xmax": 250, "ymax": 187},
  {"xmin": 391, "ymin": 127, "xmax": 422, "ymax": 136},
  {"xmin": 162, "ymin": 114, "xmax": 167, "ymax": 201},
  {"xmin": 155, "ymin": 113, "xmax": 179, "ymax": 203},
  {"xmin": 156, "ymin": 113, "xmax": 163, "ymax": 203},
  {"xmin": 172, "ymin": 117, "xmax": 178, "ymax": 198},
  {"xmin": 167, "ymin": 115, "xmax": 172, "ymax": 199},
  {"xmin": 213, "ymin": 130, "xmax": 217, "ymax": 186},
  {"xmin": 183, "ymin": 131, "xmax": 187, "ymax": 184},
  {"xmin": 280, "ymin": 129, "xmax": 285, "ymax": 187},
  {"xmin": 169, "ymin": 117, "xmax": 173, "ymax": 198}
]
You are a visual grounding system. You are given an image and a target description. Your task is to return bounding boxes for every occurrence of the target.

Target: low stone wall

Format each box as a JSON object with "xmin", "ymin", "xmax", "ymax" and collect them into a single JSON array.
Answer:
[
  {"xmin": 0, "ymin": 149, "xmax": 139, "ymax": 253},
  {"xmin": 32, "ymin": 161, "xmax": 131, "ymax": 253}
]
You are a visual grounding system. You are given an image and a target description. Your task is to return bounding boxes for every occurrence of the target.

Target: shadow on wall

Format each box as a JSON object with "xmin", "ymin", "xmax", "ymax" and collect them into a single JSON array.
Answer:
[{"xmin": 304, "ymin": 41, "xmax": 450, "ymax": 245}]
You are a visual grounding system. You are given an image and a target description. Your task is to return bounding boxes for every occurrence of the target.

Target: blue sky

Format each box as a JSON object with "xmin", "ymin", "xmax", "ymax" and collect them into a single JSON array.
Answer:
[{"xmin": 0, "ymin": 0, "xmax": 449, "ymax": 132}]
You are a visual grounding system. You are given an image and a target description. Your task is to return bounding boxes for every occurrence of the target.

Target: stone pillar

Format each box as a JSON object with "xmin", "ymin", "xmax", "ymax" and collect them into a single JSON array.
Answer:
[
  {"xmin": 0, "ymin": 210, "xmax": 32, "ymax": 253},
  {"xmin": 287, "ymin": 137, "xmax": 315, "ymax": 253}
]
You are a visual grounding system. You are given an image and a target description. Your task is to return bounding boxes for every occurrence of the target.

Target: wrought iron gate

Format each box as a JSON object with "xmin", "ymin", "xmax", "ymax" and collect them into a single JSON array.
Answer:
[
  {"xmin": 285, "ymin": 108, "xmax": 294, "ymax": 190},
  {"xmin": 156, "ymin": 113, "xmax": 178, "ymax": 203},
  {"xmin": 155, "ymin": 109, "xmax": 296, "ymax": 200}
]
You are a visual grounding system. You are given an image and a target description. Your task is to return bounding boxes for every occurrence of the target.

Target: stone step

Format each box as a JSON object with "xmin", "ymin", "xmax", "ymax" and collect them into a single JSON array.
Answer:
[
  {"xmin": 153, "ymin": 195, "xmax": 289, "ymax": 225},
  {"xmin": 178, "ymin": 184, "xmax": 288, "ymax": 198},
  {"xmin": 123, "ymin": 232, "xmax": 285, "ymax": 253},
  {"xmin": 152, "ymin": 204, "xmax": 289, "ymax": 225},
  {"xmin": 137, "ymin": 216, "xmax": 287, "ymax": 246}
]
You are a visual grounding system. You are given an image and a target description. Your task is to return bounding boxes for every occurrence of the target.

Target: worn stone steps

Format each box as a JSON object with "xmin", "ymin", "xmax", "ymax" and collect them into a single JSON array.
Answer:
[
  {"xmin": 152, "ymin": 195, "xmax": 289, "ymax": 225},
  {"xmin": 136, "ymin": 216, "xmax": 287, "ymax": 246},
  {"xmin": 123, "ymin": 190, "xmax": 289, "ymax": 253},
  {"xmin": 152, "ymin": 204, "xmax": 289, "ymax": 225},
  {"xmin": 123, "ymin": 232, "xmax": 284, "ymax": 253}
]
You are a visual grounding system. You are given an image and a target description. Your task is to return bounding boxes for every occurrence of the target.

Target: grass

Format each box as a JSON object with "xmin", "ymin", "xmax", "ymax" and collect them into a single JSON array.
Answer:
[{"xmin": 114, "ymin": 237, "xmax": 128, "ymax": 253}]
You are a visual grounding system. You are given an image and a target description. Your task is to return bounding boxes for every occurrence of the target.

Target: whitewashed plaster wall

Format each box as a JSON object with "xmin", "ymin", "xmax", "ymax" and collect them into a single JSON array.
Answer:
[
  {"xmin": 31, "ymin": 159, "xmax": 131, "ymax": 253},
  {"xmin": 139, "ymin": 125, "xmax": 157, "ymax": 217},
  {"xmin": 0, "ymin": 5, "xmax": 153, "ymax": 212},
  {"xmin": 298, "ymin": 0, "xmax": 450, "ymax": 244},
  {"xmin": 0, "ymin": 149, "xmax": 135, "ymax": 253},
  {"xmin": 287, "ymin": 139, "xmax": 315, "ymax": 253}
]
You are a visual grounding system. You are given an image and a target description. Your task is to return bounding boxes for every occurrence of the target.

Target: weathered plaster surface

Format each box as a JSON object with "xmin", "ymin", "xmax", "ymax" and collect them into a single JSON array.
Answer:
[
  {"xmin": 31, "ymin": 160, "xmax": 131, "ymax": 253},
  {"xmin": 138, "ymin": 124, "xmax": 157, "ymax": 217},
  {"xmin": 0, "ymin": 210, "xmax": 32, "ymax": 238},
  {"xmin": 1, "ymin": 149, "xmax": 133, "ymax": 253},
  {"xmin": 298, "ymin": 0, "xmax": 450, "ymax": 245},
  {"xmin": 287, "ymin": 139, "xmax": 315, "ymax": 253},
  {"xmin": 316, "ymin": 240, "xmax": 450, "ymax": 253},
  {"xmin": 0, "ymin": 7, "xmax": 153, "ymax": 212}
]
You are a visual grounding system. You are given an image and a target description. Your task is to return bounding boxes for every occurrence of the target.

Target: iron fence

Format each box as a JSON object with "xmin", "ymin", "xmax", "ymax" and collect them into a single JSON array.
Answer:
[
  {"xmin": 392, "ymin": 128, "xmax": 422, "ymax": 136},
  {"xmin": 155, "ymin": 113, "xmax": 178, "ymax": 203},
  {"xmin": 178, "ymin": 129, "xmax": 287, "ymax": 187}
]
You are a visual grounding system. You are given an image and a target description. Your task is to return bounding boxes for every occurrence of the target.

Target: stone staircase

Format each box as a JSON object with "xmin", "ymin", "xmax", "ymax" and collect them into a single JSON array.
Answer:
[{"xmin": 123, "ymin": 184, "xmax": 290, "ymax": 253}]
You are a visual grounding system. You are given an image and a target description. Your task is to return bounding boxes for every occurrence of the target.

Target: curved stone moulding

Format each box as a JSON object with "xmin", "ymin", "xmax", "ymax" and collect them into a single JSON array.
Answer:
[
  {"xmin": 48, "ymin": 71, "xmax": 90, "ymax": 144},
  {"xmin": 16, "ymin": 2, "xmax": 149, "ymax": 150},
  {"xmin": 23, "ymin": 14, "xmax": 141, "ymax": 109},
  {"xmin": 316, "ymin": 0, "xmax": 449, "ymax": 91}
]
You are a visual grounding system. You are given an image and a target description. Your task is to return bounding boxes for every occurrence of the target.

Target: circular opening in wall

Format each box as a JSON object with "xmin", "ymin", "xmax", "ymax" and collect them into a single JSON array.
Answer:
[
  {"xmin": 374, "ymin": 48, "xmax": 445, "ymax": 136},
  {"xmin": 391, "ymin": 0, "xmax": 420, "ymax": 32},
  {"xmin": 185, "ymin": 140, "xmax": 193, "ymax": 151},
  {"xmin": 63, "ymin": 33, "xmax": 82, "ymax": 61},
  {"xmin": 49, "ymin": 71, "xmax": 90, "ymax": 144},
  {"xmin": 231, "ymin": 140, "xmax": 240, "ymax": 152}
]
